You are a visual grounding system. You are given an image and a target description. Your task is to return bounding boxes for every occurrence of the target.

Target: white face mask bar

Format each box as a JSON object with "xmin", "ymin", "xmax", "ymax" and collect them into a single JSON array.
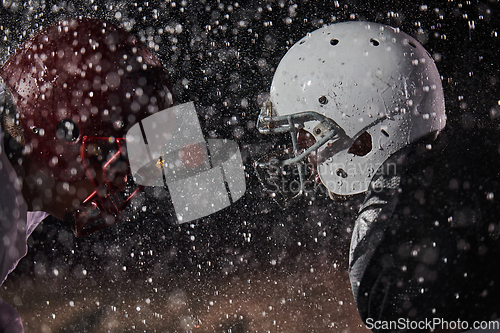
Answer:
[
  {"xmin": 257, "ymin": 101, "xmax": 347, "ymax": 166},
  {"xmin": 255, "ymin": 100, "xmax": 349, "ymax": 206}
]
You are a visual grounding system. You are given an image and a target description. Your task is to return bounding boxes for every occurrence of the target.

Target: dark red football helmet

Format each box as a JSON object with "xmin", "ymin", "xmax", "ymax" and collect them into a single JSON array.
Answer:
[{"xmin": 0, "ymin": 18, "xmax": 174, "ymax": 236}]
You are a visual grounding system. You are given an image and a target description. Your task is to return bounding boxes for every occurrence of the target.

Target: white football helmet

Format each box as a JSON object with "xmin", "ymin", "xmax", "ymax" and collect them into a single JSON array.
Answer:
[{"xmin": 256, "ymin": 21, "xmax": 446, "ymax": 203}]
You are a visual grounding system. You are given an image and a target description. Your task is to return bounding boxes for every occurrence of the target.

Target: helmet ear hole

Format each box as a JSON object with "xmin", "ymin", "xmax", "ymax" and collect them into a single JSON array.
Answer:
[
  {"xmin": 370, "ymin": 38, "xmax": 380, "ymax": 46},
  {"xmin": 56, "ymin": 119, "xmax": 80, "ymax": 142},
  {"xmin": 348, "ymin": 131, "xmax": 372, "ymax": 156}
]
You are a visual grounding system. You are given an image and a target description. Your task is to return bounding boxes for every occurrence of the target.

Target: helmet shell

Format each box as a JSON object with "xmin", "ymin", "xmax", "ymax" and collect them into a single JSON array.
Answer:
[
  {"xmin": 269, "ymin": 21, "xmax": 446, "ymax": 195},
  {"xmin": 0, "ymin": 18, "xmax": 174, "ymax": 182}
]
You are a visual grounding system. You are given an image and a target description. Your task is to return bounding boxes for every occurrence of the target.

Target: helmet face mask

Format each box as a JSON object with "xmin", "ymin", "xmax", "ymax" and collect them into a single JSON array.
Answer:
[
  {"xmin": 74, "ymin": 136, "xmax": 142, "ymax": 237},
  {"xmin": 255, "ymin": 101, "xmax": 350, "ymax": 206},
  {"xmin": 256, "ymin": 21, "xmax": 446, "ymax": 201}
]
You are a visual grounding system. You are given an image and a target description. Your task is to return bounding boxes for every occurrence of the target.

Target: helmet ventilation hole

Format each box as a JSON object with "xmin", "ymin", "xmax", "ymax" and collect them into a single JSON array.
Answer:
[
  {"xmin": 381, "ymin": 129, "xmax": 390, "ymax": 137},
  {"xmin": 330, "ymin": 39, "xmax": 339, "ymax": 46},
  {"xmin": 408, "ymin": 41, "xmax": 417, "ymax": 48},
  {"xmin": 370, "ymin": 38, "xmax": 380, "ymax": 46},
  {"xmin": 318, "ymin": 95, "xmax": 328, "ymax": 105}
]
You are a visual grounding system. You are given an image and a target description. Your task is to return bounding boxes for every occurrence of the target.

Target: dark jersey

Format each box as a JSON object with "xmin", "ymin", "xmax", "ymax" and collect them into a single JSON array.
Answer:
[{"xmin": 349, "ymin": 128, "xmax": 500, "ymax": 332}]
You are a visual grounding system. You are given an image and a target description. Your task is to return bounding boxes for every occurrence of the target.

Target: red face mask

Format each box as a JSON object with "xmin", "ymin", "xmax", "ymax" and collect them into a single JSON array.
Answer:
[{"xmin": 73, "ymin": 136, "xmax": 144, "ymax": 236}]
